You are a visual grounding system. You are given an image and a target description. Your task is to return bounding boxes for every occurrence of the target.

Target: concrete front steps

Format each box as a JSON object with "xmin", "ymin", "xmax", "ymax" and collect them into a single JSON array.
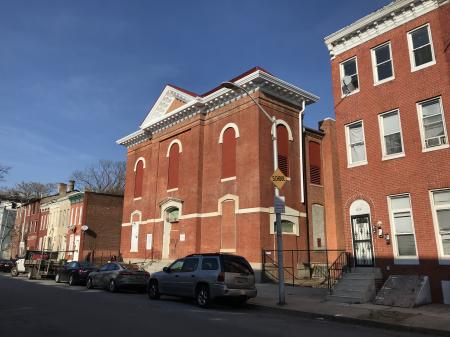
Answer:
[{"xmin": 327, "ymin": 267, "xmax": 382, "ymax": 304}]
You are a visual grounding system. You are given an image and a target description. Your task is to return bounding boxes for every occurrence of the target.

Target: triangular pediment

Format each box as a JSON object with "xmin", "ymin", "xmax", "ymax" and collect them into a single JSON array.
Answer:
[{"xmin": 140, "ymin": 85, "xmax": 197, "ymax": 129}]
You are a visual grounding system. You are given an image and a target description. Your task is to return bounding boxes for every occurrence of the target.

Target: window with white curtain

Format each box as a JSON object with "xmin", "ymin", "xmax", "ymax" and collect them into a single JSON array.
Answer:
[
  {"xmin": 345, "ymin": 121, "xmax": 367, "ymax": 166},
  {"xmin": 431, "ymin": 189, "xmax": 450, "ymax": 259},
  {"xmin": 388, "ymin": 195, "xmax": 418, "ymax": 261},
  {"xmin": 379, "ymin": 110, "xmax": 404, "ymax": 158},
  {"xmin": 418, "ymin": 97, "xmax": 448, "ymax": 150}
]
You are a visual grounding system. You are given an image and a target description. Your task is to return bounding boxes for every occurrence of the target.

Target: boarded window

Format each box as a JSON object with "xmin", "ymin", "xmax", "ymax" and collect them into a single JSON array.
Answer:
[
  {"xmin": 167, "ymin": 143, "xmax": 180, "ymax": 189},
  {"xmin": 222, "ymin": 127, "xmax": 236, "ymax": 178},
  {"xmin": 312, "ymin": 204, "xmax": 325, "ymax": 249},
  {"xmin": 309, "ymin": 142, "xmax": 321, "ymax": 185},
  {"xmin": 134, "ymin": 160, "xmax": 144, "ymax": 198},
  {"xmin": 221, "ymin": 200, "xmax": 236, "ymax": 250},
  {"xmin": 277, "ymin": 125, "xmax": 289, "ymax": 177}
]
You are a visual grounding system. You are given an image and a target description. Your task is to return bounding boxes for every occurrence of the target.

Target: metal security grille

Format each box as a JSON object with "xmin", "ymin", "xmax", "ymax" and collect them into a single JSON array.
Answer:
[
  {"xmin": 351, "ymin": 215, "xmax": 374, "ymax": 266},
  {"xmin": 310, "ymin": 165, "xmax": 321, "ymax": 185},
  {"xmin": 278, "ymin": 155, "xmax": 288, "ymax": 176}
]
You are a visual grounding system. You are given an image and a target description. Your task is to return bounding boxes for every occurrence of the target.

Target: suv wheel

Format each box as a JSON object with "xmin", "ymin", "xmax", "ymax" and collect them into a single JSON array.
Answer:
[
  {"xmin": 86, "ymin": 278, "xmax": 93, "ymax": 289},
  {"xmin": 148, "ymin": 281, "xmax": 160, "ymax": 300},
  {"xmin": 11, "ymin": 268, "xmax": 18, "ymax": 277},
  {"xmin": 55, "ymin": 273, "xmax": 61, "ymax": 283},
  {"xmin": 68, "ymin": 274, "xmax": 75, "ymax": 286},
  {"xmin": 196, "ymin": 285, "xmax": 210, "ymax": 308},
  {"xmin": 109, "ymin": 279, "xmax": 117, "ymax": 293}
]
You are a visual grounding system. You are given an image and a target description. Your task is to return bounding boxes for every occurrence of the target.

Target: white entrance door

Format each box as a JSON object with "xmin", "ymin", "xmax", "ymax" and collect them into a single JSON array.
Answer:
[
  {"xmin": 162, "ymin": 220, "xmax": 171, "ymax": 259},
  {"xmin": 131, "ymin": 222, "xmax": 139, "ymax": 252},
  {"xmin": 73, "ymin": 235, "xmax": 80, "ymax": 261}
]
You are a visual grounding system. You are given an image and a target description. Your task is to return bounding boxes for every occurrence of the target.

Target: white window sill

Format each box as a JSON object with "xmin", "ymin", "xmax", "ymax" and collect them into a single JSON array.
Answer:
[
  {"xmin": 220, "ymin": 248, "xmax": 236, "ymax": 253},
  {"xmin": 438, "ymin": 257, "xmax": 450, "ymax": 265},
  {"xmin": 382, "ymin": 153, "xmax": 405, "ymax": 161},
  {"xmin": 133, "ymin": 197, "xmax": 142, "ymax": 201},
  {"xmin": 270, "ymin": 232, "xmax": 299, "ymax": 236},
  {"xmin": 347, "ymin": 160, "xmax": 368, "ymax": 168},
  {"xmin": 310, "ymin": 183, "xmax": 323, "ymax": 187},
  {"xmin": 422, "ymin": 143, "xmax": 449, "ymax": 153},
  {"xmin": 394, "ymin": 257, "xmax": 419, "ymax": 265},
  {"xmin": 341, "ymin": 88, "xmax": 360, "ymax": 99},
  {"xmin": 129, "ymin": 249, "xmax": 138, "ymax": 253},
  {"xmin": 167, "ymin": 188, "xmax": 179, "ymax": 192},
  {"xmin": 411, "ymin": 60, "xmax": 436, "ymax": 73},
  {"xmin": 221, "ymin": 176, "xmax": 236, "ymax": 182},
  {"xmin": 374, "ymin": 76, "xmax": 395, "ymax": 86}
]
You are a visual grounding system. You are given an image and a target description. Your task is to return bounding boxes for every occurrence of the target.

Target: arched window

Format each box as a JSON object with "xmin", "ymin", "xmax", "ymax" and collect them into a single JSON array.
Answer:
[
  {"xmin": 222, "ymin": 127, "xmax": 236, "ymax": 178},
  {"xmin": 309, "ymin": 142, "xmax": 322, "ymax": 185},
  {"xmin": 168, "ymin": 143, "xmax": 180, "ymax": 190},
  {"xmin": 277, "ymin": 125, "xmax": 289, "ymax": 176},
  {"xmin": 134, "ymin": 160, "xmax": 144, "ymax": 198}
]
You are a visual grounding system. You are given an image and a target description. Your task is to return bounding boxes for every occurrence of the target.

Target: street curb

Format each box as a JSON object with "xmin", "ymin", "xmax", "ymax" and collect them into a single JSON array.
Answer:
[{"xmin": 247, "ymin": 303, "xmax": 450, "ymax": 337}]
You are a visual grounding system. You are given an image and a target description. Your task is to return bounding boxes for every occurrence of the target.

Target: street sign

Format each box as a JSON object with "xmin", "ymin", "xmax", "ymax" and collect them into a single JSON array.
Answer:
[
  {"xmin": 271, "ymin": 168, "xmax": 287, "ymax": 190},
  {"xmin": 274, "ymin": 195, "xmax": 285, "ymax": 214}
]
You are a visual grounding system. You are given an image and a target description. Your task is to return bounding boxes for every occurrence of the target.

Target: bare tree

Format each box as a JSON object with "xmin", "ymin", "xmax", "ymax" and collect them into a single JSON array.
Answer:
[
  {"xmin": 71, "ymin": 160, "xmax": 126, "ymax": 194},
  {"xmin": 1, "ymin": 182, "xmax": 57, "ymax": 202},
  {"xmin": 0, "ymin": 164, "xmax": 10, "ymax": 182}
]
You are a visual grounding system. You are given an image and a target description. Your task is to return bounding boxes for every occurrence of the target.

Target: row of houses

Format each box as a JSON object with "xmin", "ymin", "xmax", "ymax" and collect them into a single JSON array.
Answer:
[
  {"xmin": 115, "ymin": 0, "xmax": 449, "ymax": 303},
  {"xmin": 9, "ymin": 182, "xmax": 123, "ymax": 264}
]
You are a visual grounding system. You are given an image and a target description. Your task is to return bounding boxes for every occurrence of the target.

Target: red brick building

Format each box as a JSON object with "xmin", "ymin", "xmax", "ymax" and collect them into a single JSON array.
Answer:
[
  {"xmin": 117, "ymin": 67, "xmax": 344, "ymax": 277},
  {"xmin": 325, "ymin": 0, "xmax": 450, "ymax": 303},
  {"xmin": 12, "ymin": 199, "xmax": 40, "ymax": 257}
]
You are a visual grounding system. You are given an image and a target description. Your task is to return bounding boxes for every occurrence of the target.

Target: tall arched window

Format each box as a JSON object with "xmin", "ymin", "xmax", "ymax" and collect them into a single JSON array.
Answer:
[
  {"xmin": 168, "ymin": 143, "xmax": 180, "ymax": 190},
  {"xmin": 134, "ymin": 159, "xmax": 144, "ymax": 198},
  {"xmin": 222, "ymin": 127, "xmax": 236, "ymax": 178},
  {"xmin": 277, "ymin": 125, "xmax": 289, "ymax": 176}
]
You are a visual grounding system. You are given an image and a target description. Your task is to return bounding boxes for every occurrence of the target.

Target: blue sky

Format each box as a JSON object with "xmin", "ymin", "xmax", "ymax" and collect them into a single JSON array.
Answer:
[{"xmin": 0, "ymin": 0, "xmax": 390, "ymax": 187}]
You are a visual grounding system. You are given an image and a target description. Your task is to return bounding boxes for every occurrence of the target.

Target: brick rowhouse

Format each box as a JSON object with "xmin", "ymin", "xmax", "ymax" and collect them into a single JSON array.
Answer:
[
  {"xmin": 325, "ymin": 0, "xmax": 450, "ymax": 302},
  {"xmin": 117, "ymin": 67, "xmax": 343, "ymax": 277}
]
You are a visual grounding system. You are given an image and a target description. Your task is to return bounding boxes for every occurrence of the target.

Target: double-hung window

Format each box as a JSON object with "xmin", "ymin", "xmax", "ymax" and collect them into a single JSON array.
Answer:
[
  {"xmin": 417, "ymin": 97, "xmax": 448, "ymax": 150},
  {"xmin": 340, "ymin": 57, "xmax": 359, "ymax": 96},
  {"xmin": 379, "ymin": 110, "xmax": 404, "ymax": 159},
  {"xmin": 430, "ymin": 189, "xmax": 450, "ymax": 263},
  {"xmin": 388, "ymin": 195, "xmax": 418, "ymax": 263},
  {"xmin": 407, "ymin": 24, "xmax": 435, "ymax": 71},
  {"xmin": 372, "ymin": 42, "xmax": 394, "ymax": 84},
  {"xmin": 345, "ymin": 121, "xmax": 367, "ymax": 166}
]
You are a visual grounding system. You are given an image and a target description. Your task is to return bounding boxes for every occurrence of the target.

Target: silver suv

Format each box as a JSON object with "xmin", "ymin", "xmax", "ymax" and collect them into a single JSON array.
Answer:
[{"xmin": 147, "ymin": 253, "xmax": 257, "ymax": 307}]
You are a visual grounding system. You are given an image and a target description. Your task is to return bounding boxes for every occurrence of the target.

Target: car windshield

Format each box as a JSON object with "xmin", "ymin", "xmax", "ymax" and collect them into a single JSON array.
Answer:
[
  {"xmin": 222, "ymin": 256, "xmax": 254, "ymax": 275},
  {"xmin": 120, "ymin": 263, "xmax": 140, "ymax": 271}
]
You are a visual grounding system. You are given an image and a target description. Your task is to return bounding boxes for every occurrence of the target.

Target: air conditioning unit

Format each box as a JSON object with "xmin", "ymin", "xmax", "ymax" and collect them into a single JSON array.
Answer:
[{"xmin": 426, "ymin": 135, "xmax": 446, "ymax": 148}]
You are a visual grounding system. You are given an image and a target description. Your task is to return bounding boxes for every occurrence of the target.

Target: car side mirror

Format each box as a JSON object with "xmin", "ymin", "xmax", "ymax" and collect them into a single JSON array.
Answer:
[{"xmin": 163, "ymin": 267, "xmax": 170, "ymax": 273}]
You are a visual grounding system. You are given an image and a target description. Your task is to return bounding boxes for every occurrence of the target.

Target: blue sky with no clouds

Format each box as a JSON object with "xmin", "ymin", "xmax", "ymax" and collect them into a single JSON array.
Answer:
[{"xmin": 0, "ymin": 0, "xmax": 391, "ymax": 187}]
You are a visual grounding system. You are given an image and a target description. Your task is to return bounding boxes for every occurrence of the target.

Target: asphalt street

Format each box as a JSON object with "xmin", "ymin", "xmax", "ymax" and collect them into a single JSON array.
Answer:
[{"xmin": 0, "ymin": 273, "xmax": 438, "ymax": 337}]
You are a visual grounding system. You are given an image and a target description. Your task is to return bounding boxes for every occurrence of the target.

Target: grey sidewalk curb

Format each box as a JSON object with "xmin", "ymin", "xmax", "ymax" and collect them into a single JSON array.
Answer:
[{"xmin": 248, "ymin": 303, "xmax": 450, "ymax": 337}]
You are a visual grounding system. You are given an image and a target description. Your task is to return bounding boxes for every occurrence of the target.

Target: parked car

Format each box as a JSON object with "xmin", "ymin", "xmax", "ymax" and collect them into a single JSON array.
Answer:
[
  {"xmin": 55, "ymin": 261, "xmax": 97, "ymax": 286},
  {"xmin": 147, "ymin": 253, "xmax": 257, "ymax": 307},
  {"xmin": 86, "ymin": 262, "xmax": 149, "ymax": 292},
  {"xmin": 0, "ymin": 259, "xmax": 14, "ymax": 272}
]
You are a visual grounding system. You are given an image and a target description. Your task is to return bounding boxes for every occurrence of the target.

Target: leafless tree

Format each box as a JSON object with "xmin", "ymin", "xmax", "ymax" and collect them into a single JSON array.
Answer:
[
  {"xmin": 71, "ymin": 160, "xmax": 126, "ymax": 195},
  {"xmin": 1, "ymin": 182, "xmax": 56, "ymax": 202},
  {"xmin": 0, "ymin": 164, "xmax": 10, "ymax": 182}
]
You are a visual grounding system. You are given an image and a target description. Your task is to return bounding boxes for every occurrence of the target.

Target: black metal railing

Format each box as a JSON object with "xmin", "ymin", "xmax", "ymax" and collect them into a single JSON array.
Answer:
[
  {"xmin": 262, "ymin": 249, "xmax": 347, "ymax": 288},
  {"xmin": 327, "ymin": 251, "xmax": 352, "ymax": 294}
]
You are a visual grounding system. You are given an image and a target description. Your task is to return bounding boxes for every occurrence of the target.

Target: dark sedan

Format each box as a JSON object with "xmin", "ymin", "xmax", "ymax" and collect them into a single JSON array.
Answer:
[
  {"xmin": 55, "ymin": 261, "xmax": 97, "ymax": 286},
  {"xmin": 86, "ymin": 262, "xmax": 149, "ymax": 292},
  {"xmin": 0, "ymin": 260, "xmax": 14, "ymax": 272}
]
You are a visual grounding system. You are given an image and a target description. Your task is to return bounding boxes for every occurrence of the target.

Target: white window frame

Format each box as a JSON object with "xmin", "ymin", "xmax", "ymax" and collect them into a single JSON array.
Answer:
[
  {"xmin": 371, "ymin": 41, "xmax": 395, "ymax": 85},
  {"xmin": 378, "ymin": 109, "xmax": 405, "ymax": 160},
  {"xmin": 407, "ymin": 23, "xmax": 436, "ymax": 72},
  {"xmin": 429, "ymin": 189, "xmax": 450, "ymax": 265},
  {"xmin": 269, "ymin": 214, "xmax": 299, "ymax": 236},
  {"xmin": 417, "ymin": 97, "xmax": 449, "ymax": 152},
  {"xmin": 387, "ymin": 194, "xmax": 419, "ymax": 265},
  {"xmin": 339, "ymin": 56, "xmax": 360, "ymax": 97},
  {"xmin": 345, "ymin": 120, "xmax": 367, "ymax": 168}
]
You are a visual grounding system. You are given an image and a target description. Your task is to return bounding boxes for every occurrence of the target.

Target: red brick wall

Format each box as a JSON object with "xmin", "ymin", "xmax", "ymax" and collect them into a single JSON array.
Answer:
[{"xmin": 331, "ymin": 5, "xmax": 450, "ymax": 302}]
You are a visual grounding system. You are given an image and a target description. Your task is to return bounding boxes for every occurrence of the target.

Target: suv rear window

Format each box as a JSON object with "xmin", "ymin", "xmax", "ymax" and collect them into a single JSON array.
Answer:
[{"xmin": 222, "ymin": 256, "xmax": 253, "ymax": 275}]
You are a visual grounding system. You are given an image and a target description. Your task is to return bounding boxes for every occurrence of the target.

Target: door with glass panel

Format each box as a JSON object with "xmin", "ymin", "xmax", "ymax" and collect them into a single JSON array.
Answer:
[{"xmin": 351, "ymin": 215, "xmax": 374, "ymax": 267}]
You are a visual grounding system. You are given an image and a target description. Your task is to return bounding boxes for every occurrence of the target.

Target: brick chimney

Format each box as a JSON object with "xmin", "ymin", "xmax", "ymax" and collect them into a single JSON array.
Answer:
[
  {"xmin": 58, "ymin": 183, "xmax": 67, "ymax": 196},
  {"xmin": 67, "ymin": 180, "xmax": 75, "ymax": 192}
]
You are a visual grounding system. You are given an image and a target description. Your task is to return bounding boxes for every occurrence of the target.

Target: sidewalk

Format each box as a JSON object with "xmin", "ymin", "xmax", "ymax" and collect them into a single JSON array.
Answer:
[{"xmin": 248, "ymin": 284, "xmax": 450, "ymax": 336}]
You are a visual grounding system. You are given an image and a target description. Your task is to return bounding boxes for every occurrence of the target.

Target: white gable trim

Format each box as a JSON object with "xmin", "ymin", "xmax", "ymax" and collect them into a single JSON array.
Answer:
[
  {"xmin": 218, "ymin": 123, "xmax": 240, "ymax": 144},
  {"xmin": 166, "ymin": 139, "xmax": 183, "ymax": 157}
]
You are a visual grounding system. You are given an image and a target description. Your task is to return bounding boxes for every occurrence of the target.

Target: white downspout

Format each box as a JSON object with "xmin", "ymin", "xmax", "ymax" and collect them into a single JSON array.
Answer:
[{"xmin": 299, "ymin": 100, "xmax": 306, "ymax": 204}]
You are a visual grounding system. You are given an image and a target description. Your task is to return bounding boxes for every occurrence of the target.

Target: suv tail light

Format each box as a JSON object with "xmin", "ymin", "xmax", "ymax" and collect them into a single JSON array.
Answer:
[{"xmin": 217, "ymin": 272, "xmax": 225, "ymax": 282}]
